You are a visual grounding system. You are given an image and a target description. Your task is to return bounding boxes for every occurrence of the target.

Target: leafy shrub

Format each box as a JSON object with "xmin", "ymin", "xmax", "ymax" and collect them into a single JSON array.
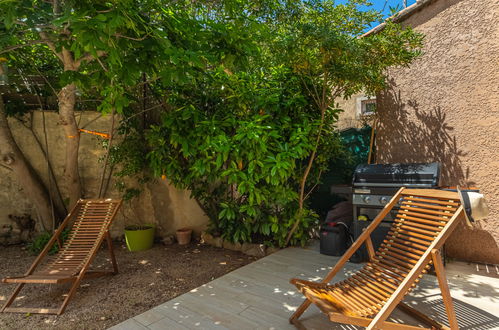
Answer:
[
  {"xmin": 27, "ymin": 229, "xmax": 70, "ymax": 255},
  {"xmin": 147, "ymin": 67, "xmax": 342, "ymax": 247}
]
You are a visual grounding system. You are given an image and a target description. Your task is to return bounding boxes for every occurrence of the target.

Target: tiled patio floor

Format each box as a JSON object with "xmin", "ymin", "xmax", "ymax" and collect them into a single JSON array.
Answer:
[{"xmin": 110, "ymin": 243, "xmax": 499, "ymax": 329}]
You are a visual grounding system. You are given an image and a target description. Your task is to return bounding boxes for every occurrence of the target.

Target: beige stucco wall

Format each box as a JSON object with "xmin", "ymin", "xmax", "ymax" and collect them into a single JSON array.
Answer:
[
  {"xmin": 0, "ymin": 111, "xmax": 209, "ymax": 242},
  {"xmin": 376, "ymin": 0, "xmax": 499, "ymax": 263},
  {"xmin": 335, "ymin": 94, "xmax": 374, "ymax": 130},
  {"xmin": 336, "ymin": 96, "xmax": 360, "ymax": 130}
]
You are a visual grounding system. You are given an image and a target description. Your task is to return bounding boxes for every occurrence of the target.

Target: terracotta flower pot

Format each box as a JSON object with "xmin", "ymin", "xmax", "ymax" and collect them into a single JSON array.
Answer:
[{"xmin": 176, "ymin": 228, "xmax": 192, "ymax": 245}]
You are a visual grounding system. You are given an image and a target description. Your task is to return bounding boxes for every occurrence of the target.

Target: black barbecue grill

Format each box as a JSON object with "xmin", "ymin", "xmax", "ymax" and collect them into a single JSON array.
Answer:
[
  {"xmin": 350, "ymin": 162, "xmax": 440, "ymax": 262},
  {"xmin": 352, "ymin": 162, "xmax": 440, "ymax": 207}
]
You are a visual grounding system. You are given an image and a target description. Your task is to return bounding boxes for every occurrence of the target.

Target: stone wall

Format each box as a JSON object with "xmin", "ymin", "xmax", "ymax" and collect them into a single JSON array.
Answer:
[
  {"xmin": 0, "ymin": 111, "xmax": 209, "ymax": 243},
  {"xmin": 376, "ymin": 0, "xmax": 499, "ymax": 263}
]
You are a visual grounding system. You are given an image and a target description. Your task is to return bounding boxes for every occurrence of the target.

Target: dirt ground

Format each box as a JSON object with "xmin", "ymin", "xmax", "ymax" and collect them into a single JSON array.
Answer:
[{"xmin": 0, "ymin": 242, "xmax": 258, "ymax": 329}]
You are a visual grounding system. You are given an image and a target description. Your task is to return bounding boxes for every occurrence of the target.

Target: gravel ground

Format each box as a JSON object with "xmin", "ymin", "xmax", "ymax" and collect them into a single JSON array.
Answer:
[{"xmin": 0, "ymin": 242, "xmax": 258, "ymax": 329}]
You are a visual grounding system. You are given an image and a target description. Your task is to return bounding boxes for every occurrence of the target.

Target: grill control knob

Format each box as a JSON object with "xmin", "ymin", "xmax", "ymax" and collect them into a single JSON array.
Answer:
[
  {"xmin": 380, "ymin": 196, "xmax": 388, "ymax": 205},
  {"xmin": 363, "ymin": 196, "xmax": 371, "ymax": 204}
]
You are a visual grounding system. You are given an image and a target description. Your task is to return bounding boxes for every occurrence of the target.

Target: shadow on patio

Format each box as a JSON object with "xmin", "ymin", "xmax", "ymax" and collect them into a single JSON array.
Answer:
[{"xmin": 110, "ymin": 244, "xmax": 499, "ymax": 330}]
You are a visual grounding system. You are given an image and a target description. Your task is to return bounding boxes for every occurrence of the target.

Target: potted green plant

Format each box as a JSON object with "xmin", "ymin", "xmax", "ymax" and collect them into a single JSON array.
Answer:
[
  {"xmin": 125, "ymin": 224, "xmax": 155, "ymax": 251},
  {"xmin": 121, "ymin": 192, "xmax": 155, "ymax": 252}
]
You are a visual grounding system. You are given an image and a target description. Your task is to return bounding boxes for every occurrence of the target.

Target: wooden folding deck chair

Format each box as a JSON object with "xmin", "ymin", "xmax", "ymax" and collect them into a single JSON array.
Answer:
[
  {"xmin": 1, "ymin": 199, "xmax": 122, "ymax": 315},
  {"xmin": 290, "ymin": 188, "xmax": 465, "ymax": 330}
]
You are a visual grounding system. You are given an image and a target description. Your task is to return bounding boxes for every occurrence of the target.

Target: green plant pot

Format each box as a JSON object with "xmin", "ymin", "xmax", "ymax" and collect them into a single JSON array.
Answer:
[{"xmin": 125, "ymin": 225, "xmax": 155, "ymax": 252}]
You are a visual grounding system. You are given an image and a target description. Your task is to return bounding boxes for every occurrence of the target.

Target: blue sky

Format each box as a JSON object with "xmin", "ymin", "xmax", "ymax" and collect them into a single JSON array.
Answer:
[
  {"xmin": 335, "ymin": 0, "xmax": 417, "ymax": 30},
  {"xmin": 362, "ymin": 0, "xmax": 416, "ymax": 18},
  {"xmin": 337, "ymin": 0, "xmax": 417, "ymax": 18}
]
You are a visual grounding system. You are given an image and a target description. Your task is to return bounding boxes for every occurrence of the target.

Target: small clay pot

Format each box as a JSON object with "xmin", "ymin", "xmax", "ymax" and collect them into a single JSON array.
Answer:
[{"xmin": 176, "ymin": 228, "xmax": 192, "ymax": 245}]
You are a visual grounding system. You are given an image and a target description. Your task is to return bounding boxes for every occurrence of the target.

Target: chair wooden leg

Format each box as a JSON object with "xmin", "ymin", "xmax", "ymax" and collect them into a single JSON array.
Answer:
[
  {"xmin": 366, "ymin": 235, "xmax": 376, "ymax": 261},
  {"xmin": 397, "ymin": 302, "xmax": 449, "ymax": 330},
  {"xmin": 431, "ymin": 249, "xmax": 459, "ymax": 330},
  {"xmin": 57, "ymin": 276, "xmax": 84, "ymax": 315},
  {"xmin": 289, "ymin": 317, "xmax": 308, "ymax": 330},
  {"xmin": 58, "ymin": 231, "xmax": 112, "ymax": 315},
  {"xmin": 289, "ymin": 300, "xmax": 312, "ymax": 323},
  {"xmin": 329, "ymin": 312, "xmax": 432, "ymax": 330},
  {"xmin": 1, "ymin": 283, "xmax": 24, "ymax": 312},
  {"xmin": 106, "ymin": 231, "xmax": 118, "ymax": 274}
]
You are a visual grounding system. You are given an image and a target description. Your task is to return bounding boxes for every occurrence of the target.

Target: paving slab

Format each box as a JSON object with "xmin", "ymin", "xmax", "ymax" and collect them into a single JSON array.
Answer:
[{"xmin": 110, "ymin": 243, "xmax": 499, "ymax": 330}]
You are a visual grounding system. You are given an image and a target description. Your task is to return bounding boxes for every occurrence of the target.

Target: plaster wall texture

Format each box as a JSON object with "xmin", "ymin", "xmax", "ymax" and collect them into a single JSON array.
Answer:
[
  {"xmin": 335, "ymin": 94, "xmax": 374, "ymax": 130},
  {"xmin": 336, "ymin": 96, "xmax": 361, "ymax": 130},
  {"xmin": 0, "ymin": 111, "xmax": 208, "ymax": 242},
  {"xmin": 376, "ymin": 0, "xmax": 499, "ymax": 263}
]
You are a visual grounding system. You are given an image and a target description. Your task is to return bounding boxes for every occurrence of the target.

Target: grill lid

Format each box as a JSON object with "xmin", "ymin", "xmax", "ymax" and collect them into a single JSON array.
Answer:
[{"xmin": 353, "ymin": 162, "xmax": 440, "ymax": 187}]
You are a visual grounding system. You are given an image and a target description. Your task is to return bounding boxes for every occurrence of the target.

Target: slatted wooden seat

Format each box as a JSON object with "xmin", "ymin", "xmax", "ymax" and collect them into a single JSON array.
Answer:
[
  {"xmin": 290, "ymin": 188, "xmax": 464, "ymax": 330},
  {"xmin": 1, "ymin": 199, "xmax": 122, "ymax": 315}
]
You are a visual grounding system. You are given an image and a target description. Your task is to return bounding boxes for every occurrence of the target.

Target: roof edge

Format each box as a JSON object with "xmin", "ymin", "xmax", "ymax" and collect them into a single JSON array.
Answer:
[{"xmin": 362, "ymin": 0, "xmax": 435, "ymax": 37}]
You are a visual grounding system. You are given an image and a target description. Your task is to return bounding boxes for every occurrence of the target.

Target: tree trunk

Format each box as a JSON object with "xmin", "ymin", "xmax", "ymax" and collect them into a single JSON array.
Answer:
[
  {"xmin": 285, "ymin": 103, "xmax": 328, "ymax": 246},
  {"xmin": 58, "ymin": 82, "xmax": 82, "ymax": 207},
  {"xmin": 0, "ymin": 96, "xmax": 55, "ymax": 230},
  {"xmin": 284, "ymin": 111, "xmax": 325, "ymax": 246}
]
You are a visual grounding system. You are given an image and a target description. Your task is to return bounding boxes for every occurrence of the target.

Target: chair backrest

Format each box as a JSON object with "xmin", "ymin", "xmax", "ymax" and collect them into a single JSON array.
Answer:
[
  {"xmin": 369, "ymin": 189, "xmax": 461, "ymax": 292},
  {"xmin": 43, "ymin": 199, "xmax": 121, "ymax": 275}
]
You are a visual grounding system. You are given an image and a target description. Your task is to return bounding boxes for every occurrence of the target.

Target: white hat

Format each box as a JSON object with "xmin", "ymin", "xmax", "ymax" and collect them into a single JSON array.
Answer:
[{"xmin": 457, "ymin": 187, "xmax": 490, "ymax": 227}]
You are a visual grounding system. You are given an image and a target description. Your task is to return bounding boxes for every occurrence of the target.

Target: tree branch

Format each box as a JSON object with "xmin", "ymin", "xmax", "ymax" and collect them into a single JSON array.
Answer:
[
  {"xmin": 26, "ymin": 60, "xmax": 59, "ymax": 96},
  {"xmin": 114, "ymin": 33, "xmax": 150, "ymax": 41},
  {"xmin": 0, "ymin": 40, "xmax": 46, "ymax": 54},
  {"xmin": 98, "ymin": 108, "xmax": 116, "ymax": 198},
  {"xmin": 38, "ymin": 31, "xmax": 64, "ymax": 62},
  {"xmin": 94, "ymin": 55, "xmax": 108, "ymax": 72},
  {"xmin": 74, "ymin": 51, "xmax": 107, "ymax": 67},
  {"xmin": 80, "ymin": 113, "xmax": 103, "ymax": 129},
  {"xmin": 299, "ymin": 76, "xmax": 321, "ymax": 108},
  {"xmin": 135, "ymin": 76, "xmax": 161, "ymax": 87},
  {"xmin": 118, "ymin": 103, "xmax": 165, "ymax": 126},
  {"xmin": 61, "ymin": 47, "xmax": 74, "ymax": 67},
  {"xmin": 303, "ymin": 169, "xmax": 323, "ymax": 202},
  {"xmin": 13, "ymin": 20, "xmax": 28, "ymax": 26},
  {"xmin": 321, "ymin": 71, "xmax": 328, "ymax": 106},
  {"xmin": 0, "ymin": 163, "xmax": 12, "ymax": 171},
  {"xmin": 53, "ymin": 0, "xmax": 60, "ymax": 15}
]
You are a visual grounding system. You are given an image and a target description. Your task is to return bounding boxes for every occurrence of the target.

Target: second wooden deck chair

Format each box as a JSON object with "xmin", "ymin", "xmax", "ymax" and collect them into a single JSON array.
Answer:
[
  {"xmin": 1, "ymin": 199, "xmax": 122, "ymax": 315},
  {"xmin": 290, "ymin": 188, "xmax": 465, "ymax": 330}
]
